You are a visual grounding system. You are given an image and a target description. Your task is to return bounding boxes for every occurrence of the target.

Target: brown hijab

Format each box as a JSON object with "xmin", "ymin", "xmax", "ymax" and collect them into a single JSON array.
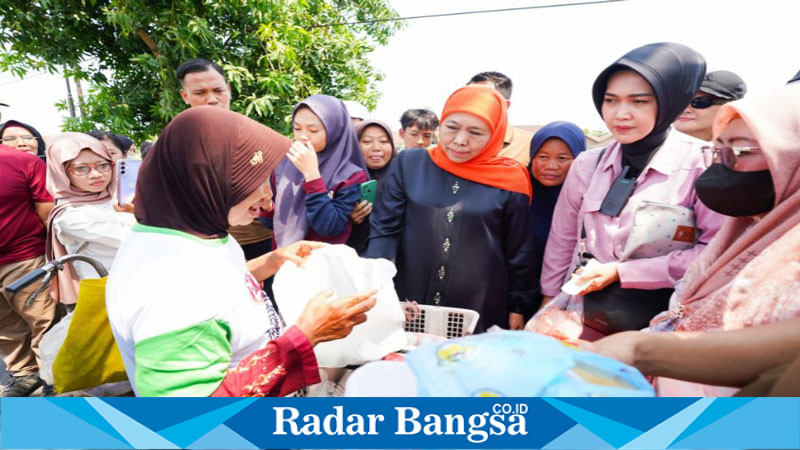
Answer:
[{"xmin": 135, "ymin": 106, "xmax": 291, "ymax": 238}]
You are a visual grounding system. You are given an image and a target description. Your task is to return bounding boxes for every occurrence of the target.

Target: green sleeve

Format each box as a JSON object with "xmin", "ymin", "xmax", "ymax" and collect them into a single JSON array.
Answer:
[{"xmin": 134, "ymin": 319, "xmax": 232, "ymax": 397}]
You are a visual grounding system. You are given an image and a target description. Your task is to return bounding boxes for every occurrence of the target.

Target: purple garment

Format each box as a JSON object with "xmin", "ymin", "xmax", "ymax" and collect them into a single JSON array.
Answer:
[{"xmin": 273, "ymin": 95, "xmax": 369, "ymax": 247}]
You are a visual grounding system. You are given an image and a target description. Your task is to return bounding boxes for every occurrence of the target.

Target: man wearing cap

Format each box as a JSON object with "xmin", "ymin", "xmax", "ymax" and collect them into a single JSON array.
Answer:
[{"xmin": 674, "ymin": 70, "xmax": 747, "ymax": 142}]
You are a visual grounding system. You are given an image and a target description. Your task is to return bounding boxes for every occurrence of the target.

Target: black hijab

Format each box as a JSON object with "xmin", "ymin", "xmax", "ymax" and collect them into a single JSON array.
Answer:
[
  {"xmin": 592, "ymin": 42, "xmax": 706, "ymax": 176},
  {"xmin": 0, "ymin": 120, "xmax": 46, "ymax": 158}
]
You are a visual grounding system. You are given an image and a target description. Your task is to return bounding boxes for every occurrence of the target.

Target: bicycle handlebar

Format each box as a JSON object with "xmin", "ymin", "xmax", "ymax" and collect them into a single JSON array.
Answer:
[
  {"xmin": 5, "ymin": 268, "xmax": 48, "ymax": 294},
  {"xmin": 6, "ymin": 255, "xmax": 109, "ymax": 295}
]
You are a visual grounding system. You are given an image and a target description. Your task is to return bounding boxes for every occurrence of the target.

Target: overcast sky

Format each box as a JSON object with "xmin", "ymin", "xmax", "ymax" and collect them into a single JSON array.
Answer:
[{"xmin": 2, "ymin": 0, "xmax": 799, "ymax": 137}]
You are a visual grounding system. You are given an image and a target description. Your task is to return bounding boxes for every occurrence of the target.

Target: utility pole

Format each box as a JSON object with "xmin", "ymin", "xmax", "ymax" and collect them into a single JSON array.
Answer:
[
  {"xmin": 74, "ymin": 77, "xmax": 86, "ymax": 117},
  {"xmin": 64, "ymin": 66, "xmax": 76, "ymax": 118}
]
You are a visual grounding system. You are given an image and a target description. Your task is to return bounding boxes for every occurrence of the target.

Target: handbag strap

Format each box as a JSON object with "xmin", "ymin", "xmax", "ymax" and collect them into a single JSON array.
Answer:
[{"xmin": 578, "ymin": 147, "xmax": 607, "ymax": 263}]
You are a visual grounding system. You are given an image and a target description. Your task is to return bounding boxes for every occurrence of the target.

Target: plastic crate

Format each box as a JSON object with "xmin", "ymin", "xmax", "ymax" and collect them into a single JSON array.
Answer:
[{"xmin": 402, "ymin": 303, "xmax": 479, "ymax": 339}]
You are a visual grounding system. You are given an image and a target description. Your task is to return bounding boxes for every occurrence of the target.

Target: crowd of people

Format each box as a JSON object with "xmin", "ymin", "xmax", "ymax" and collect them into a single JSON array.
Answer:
[{"xmin": 1, "ymin": 41, "xmax": 799, "ymax": 398}]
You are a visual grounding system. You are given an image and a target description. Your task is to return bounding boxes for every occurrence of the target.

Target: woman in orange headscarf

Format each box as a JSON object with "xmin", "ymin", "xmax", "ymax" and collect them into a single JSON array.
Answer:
[{"xmin": 365, "ymin": 85, "xmax": 537, "ymax": 332}]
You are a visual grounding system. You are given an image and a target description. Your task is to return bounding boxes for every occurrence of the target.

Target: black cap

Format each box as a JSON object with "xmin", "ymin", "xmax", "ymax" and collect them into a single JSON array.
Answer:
[
  {"xmin": 0, "ymin": 102, "xmax": 8, "ymax": 107},
  {"xmin": 788, "ymin": 69, "xmax": 800, "ymax": 84},
  {"xmin": 699, "ymin": 70, "xmax": 746, "ymax": 100}
]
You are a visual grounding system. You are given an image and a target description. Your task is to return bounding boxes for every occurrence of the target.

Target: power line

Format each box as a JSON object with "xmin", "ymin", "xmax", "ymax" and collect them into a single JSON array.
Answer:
[
  {"xmin": 0, "ymin": 72, "xmax": 47, "ymax": 89},
  {"xmin": 309, "ymin": 0, "xmax": 629, "ymax": 28}
]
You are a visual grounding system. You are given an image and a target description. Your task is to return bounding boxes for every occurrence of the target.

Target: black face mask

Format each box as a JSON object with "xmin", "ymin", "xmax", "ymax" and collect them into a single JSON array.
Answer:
[{"xmin": 695, "ymin": 163, "xmax": 776, "ymax": 217}]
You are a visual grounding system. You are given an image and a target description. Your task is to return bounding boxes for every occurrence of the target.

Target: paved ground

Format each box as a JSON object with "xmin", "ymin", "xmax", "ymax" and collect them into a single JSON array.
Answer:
[{"xmin": 0, "ymin": 359, "xmax": 9, "ymax": 384}]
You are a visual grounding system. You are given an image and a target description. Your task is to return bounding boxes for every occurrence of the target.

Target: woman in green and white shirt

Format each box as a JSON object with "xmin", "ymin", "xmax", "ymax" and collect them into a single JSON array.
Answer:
[{"xmin": 106, "ymin": 106, "xmax": 376, "ymax": 397}]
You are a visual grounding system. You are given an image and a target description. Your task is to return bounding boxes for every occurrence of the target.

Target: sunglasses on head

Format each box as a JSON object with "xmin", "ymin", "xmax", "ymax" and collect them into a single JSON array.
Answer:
[{"xmin": 690, "ymin": 96, "xmax": 729, "ymax": 109}]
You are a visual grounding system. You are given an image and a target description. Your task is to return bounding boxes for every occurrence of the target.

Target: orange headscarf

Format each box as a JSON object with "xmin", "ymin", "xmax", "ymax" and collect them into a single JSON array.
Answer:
[{"xmin": 427, "ymin": 85, "xmax": 532, "ymax": 199}]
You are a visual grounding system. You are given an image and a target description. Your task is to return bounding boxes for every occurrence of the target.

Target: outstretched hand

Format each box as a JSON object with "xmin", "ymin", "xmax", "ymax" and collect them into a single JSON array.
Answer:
[{"xmin": 296, "ymin": 289, "xmax": 378, "ymax": 346}]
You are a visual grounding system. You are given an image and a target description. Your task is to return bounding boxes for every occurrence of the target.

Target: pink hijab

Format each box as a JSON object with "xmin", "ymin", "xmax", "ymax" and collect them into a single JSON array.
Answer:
[
  {"xmin": 671, "ymin": 83, "xmax": 800, "ymax": 332},
  {"xmin": 45, "ymin": 133, "xmax": 116, "ymax": 304},
  {"xmin": 653, "ymin": 83, "xmax": 800, "ymax": 396}
]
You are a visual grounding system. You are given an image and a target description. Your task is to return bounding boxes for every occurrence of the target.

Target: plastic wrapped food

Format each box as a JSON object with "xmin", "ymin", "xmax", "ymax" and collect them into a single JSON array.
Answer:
[
  {"xmin": 405, "ymin": 331, "xmax": 654, "ymax": 397},
  {"xmin": 526, "ymin": 292, "xmax": 584, "ymax": 340}
]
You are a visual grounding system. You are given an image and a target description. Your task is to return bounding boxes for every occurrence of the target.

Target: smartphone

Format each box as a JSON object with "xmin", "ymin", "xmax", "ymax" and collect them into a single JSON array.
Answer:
[
  {"xmin": 116, "ymin": 159, "xmax": 142, "ymax": 206},
  {"xmin": 359, "ymin": 180, "xmax": 378, "ymax": 204}
]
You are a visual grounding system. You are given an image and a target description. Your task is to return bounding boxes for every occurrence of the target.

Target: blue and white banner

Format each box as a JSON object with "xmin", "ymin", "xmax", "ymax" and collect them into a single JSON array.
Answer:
[{"xmin": 2, "ymin": 397, "xmax": 799, "ymax": 449}]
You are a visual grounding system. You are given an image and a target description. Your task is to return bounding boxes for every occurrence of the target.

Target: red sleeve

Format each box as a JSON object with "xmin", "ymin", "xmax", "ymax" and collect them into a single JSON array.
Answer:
[
  {"xmin": 211, "ymin": 326, "xmax": 320, "ymax": 397},
  {"xmin": 27, "ymin": 157, "xmax": 53, "ymax": 203},
  {"xmin": 302, "ymin": 170, "xmax": 369, "ymax": 195},
  {"xmin": 302, "ymin": 178, "xmax": 328, "ymax": 194}
]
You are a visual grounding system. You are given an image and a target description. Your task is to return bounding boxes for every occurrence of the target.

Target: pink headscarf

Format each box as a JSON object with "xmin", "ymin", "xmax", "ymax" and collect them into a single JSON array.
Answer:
[
  {"xmin": 45, "ymin": 132, "xmax": 116, "ymax": 304},
  {"xmin": 670, "ymin": 83, "xmax": 800, "ymax": 332},
  {"xmin": 653, "ymin": 83, "xmax": 800, "ymax": 397}
]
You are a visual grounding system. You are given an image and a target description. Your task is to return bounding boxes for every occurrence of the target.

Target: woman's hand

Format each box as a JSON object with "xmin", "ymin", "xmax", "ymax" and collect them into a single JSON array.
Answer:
[
  {"xmin": 577, "ymin": 262, "xmax": 620, "ymax": 295},
  {"xmin": 114, "ymin": 194, "xmax": 135, "ymax": 213},
  {"xmin": 509, "ymin": 312, "xmax": 525, "ymax": 330},
  {"xmin": 349, "ymin": 200, "xmax": 373, "ymax": 225},
  {"xmin": 113, "ymin": 203, "xmax": 135, "ymax": 213},
  {"xmin": 248, "ymin": 240, "xmax": 327, "ymax": 281},
  {"xmin": 578, "ymin": 331, "xmax": 648, "ymax": 368},
  {"xmin": 296, "ymin": 289, "xmax": 378, "ymax": 346},
  {"xmin": 287, "ymin": 140, "xmax": 321, "ymax": 182}
]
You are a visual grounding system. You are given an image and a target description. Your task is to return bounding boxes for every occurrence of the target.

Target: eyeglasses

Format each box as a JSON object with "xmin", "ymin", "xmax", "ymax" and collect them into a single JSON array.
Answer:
[
  {"xmin": 2, "ymin": 135, "xmax": 37, "ymax": 143},
  {"xmin": 690, "ymin": 96, "xmax": 729, "ymax": 109},
  {"xmin": 67, "ymin": 161, "xmax": 114, "ymax": 176},
  {"xmin": 703, "ymin": 145, "xmax": 761, "ymax": 169}
]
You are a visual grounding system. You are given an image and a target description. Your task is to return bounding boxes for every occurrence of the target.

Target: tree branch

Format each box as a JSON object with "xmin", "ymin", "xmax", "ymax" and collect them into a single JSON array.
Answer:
[{"xmin": 136, "ymin": 29, "xmax": 160, "ymax": 56}]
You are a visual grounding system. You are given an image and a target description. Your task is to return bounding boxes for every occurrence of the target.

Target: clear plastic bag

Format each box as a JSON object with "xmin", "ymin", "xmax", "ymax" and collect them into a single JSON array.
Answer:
[
  {"xmin": 38, "ymin": 311, "xmax": 73, "ymax": 385},
  {"xmin": 525, "ymin": 292, "xmax": 584, "ymax": 340}
]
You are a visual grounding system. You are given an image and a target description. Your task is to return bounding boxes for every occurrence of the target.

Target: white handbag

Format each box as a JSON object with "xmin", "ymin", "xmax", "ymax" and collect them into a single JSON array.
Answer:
[{"xmin": 621, "ymin": 200, "xmax": 697, "ymax": 260}]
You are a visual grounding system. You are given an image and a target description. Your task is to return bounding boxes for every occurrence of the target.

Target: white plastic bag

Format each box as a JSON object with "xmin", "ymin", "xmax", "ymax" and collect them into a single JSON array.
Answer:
[
  {"xmin": 38, "ymin": 311, "xmax": 73, "ymax": 385},
  {"xmin": 273, "ymin": 244, "xmax": 407, "ymax": 368}
]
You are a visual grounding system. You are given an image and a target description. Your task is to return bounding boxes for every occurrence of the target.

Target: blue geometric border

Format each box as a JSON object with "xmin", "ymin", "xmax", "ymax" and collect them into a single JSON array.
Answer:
[{"xmin": 2, "ymin": 397, "xmax": 798, "ymax": 449}]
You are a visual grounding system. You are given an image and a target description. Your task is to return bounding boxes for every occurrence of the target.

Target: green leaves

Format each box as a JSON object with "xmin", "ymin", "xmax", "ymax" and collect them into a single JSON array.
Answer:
[{"xmin": 0, "ymin": 0, "xmax": 400, "ymax": 141}]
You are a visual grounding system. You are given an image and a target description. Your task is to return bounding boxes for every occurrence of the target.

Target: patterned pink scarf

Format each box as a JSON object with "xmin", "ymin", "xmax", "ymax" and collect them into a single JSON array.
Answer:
[{"xmin": 671, "ymin": 83, "xmax": 800, "ymax": 333}]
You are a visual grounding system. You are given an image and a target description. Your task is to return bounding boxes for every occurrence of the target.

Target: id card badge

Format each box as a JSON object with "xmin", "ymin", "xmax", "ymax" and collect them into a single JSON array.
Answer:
[{"xmin": 599, "ymin": 166, "xmax": 636, "ymax": 217}]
